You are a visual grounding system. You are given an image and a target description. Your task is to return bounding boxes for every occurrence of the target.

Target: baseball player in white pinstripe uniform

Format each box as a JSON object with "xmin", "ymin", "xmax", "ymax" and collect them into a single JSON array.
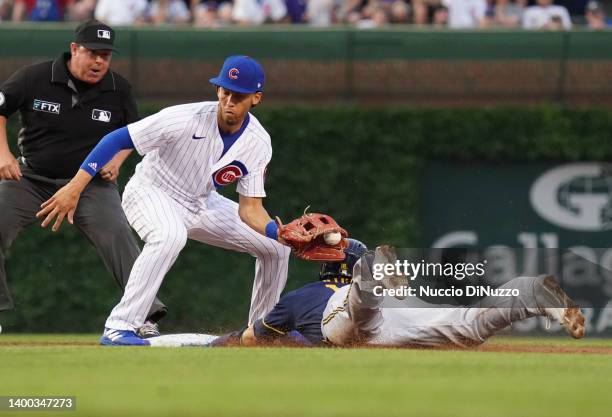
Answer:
[{"xmin": 36, "ymin": 56, "xmax": 292, "ymax": 345}]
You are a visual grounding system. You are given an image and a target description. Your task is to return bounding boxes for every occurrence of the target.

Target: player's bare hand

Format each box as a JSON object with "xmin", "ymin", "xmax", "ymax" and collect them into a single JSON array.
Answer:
[
  {"xmin": 274, "ymin": 216, "xmax": 289, "ymax": 246},
  {"xmin": 36, "ymin": 183, "xmax": 82, "ymax": 232},
  {"xmin": 0, "ymin": 149, "xmax": 22, "ymax": 181},
  {"xmin": 99, "ymin": 160, "xmax": 119, "ymax": 182}
]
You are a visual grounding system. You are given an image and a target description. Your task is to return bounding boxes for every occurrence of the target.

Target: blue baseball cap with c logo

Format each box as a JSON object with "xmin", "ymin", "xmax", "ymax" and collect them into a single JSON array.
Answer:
[{"xmin": 209, "ymin": 55, "xmax": 265, "ymax": 94}]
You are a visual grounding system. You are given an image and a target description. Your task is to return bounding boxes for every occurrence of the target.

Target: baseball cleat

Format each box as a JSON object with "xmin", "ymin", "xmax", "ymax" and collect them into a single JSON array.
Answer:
[
  {"xmin": 537, "ymin": 275, "xmax": 585, "ymax": 339},
  {"xmin": 374, "ymin": 245, "xmax": 409, "ymax": 300},
  {"xmin": 100, "ymin": 328, "xmax": 151, "ymax": 346},
  {"xmin": 137, "ymin": 321, "xmax": 161, "ymax": 339}
]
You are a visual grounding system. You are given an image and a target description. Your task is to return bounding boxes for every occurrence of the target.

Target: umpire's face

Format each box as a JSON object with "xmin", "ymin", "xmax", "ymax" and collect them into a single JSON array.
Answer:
[{"xmin": 68, "ymin": 42, "xmax": 112, "ymax": 84}]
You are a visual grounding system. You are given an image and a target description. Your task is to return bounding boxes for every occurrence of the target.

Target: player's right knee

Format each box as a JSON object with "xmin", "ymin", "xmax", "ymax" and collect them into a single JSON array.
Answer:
[{"xmin": 322, "ymin": 318, "xmax": 355, "ymax": 346}]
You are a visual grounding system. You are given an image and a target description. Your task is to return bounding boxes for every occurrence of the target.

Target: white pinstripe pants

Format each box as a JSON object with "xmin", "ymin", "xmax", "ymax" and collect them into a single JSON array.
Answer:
[
  {"xmin": 105, "ymin": 180, "xmax": 290, "ymax": 331},
  {"xmin": 322, "ymin": 267, "xmax": 544, "ymax": 347}
]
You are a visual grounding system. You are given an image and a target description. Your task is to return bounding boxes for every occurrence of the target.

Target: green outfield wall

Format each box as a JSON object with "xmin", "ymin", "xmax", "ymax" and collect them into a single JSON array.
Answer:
[
  {"xmin": 3, "ymin": 105, "xmax": 612, "ymax": 333},
  {"xmin": 1, "ymin": 25, "xmax": 612, "ymax": 106}
]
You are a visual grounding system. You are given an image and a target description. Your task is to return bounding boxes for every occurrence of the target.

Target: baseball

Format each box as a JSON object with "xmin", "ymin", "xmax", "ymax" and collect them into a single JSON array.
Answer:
[{"xmin": 324, "ymin": 232, "xmax": 342, "ymax": 245}]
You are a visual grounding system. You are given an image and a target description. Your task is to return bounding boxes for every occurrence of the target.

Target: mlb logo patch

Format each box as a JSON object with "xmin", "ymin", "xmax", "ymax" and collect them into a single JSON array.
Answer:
[
  {"xmin": 33, "ymin": 99, "xmax": 60, "ymax": 114},
  {"xmin": 92, "ymin": 109, "xmax": 111, "ymax": 122},
  {"xmin": 97, "ymin": 30, "xmax": 111, "ymax": 39}
]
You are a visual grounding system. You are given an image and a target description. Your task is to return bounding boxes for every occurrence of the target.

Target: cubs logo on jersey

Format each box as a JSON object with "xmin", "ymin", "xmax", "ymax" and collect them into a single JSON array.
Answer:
[{"xmin": 212, "ymin": 160, "xmax": 248, "ymax": 188}]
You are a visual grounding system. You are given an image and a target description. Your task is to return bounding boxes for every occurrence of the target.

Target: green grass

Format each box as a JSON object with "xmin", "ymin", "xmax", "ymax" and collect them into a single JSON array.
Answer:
[{"xmin": 1, "ymin": 335, "xmax": 611, "ymax": 417}]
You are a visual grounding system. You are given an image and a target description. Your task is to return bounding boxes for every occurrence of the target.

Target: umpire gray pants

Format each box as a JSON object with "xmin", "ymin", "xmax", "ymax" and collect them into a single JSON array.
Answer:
[{"xmin": 0, "ymin": 165, "xmax": 167, "ymax": 320}]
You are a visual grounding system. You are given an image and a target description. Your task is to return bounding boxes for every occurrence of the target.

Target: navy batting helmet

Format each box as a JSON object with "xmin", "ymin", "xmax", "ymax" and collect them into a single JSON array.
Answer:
[{"xmin": 319, "ymin": 238, "xmax": 367, "ymax": 282}]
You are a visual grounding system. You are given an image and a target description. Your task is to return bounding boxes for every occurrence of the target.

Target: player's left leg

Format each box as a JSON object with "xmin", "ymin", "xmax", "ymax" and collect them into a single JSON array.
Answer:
[
  {"xmin": 101, "ymin": 181, "xmax": 189, "ymax": 345},
  {"xmin": 73, "ymin": 179, "xmax": 168, "ymax": 324},
  {"xmin": 386, "ymin": 275, "xmax": 586, "ymax": 347},
  {"xmin": 466, "ymin": 275, "xmax": 585, "ymax": 341},
  {"xmin": 187, "ymin": 192, "xmax": 290, "ymax": 323}
]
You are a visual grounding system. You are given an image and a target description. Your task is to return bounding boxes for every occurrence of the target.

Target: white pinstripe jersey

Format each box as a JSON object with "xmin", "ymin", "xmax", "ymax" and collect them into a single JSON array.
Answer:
[{"xmin": 127, "ymin": 101, "xmax": 271, "ymax": 209}]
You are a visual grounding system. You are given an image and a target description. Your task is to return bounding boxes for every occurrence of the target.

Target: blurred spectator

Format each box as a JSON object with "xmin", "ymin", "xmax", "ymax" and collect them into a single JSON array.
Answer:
[
  {"xmin": 371, "ymin": 6, "xmax": 389, "ymax": 25},
  {"xmin": 12, "ymin": 0, "xmax": 74, "ymax": 21},
  {"xmin": 232, "ymin": 0, "xmax": 287, "ymax": 24},
  {"xmin": 442, "ymin": 0, "xmax": 486, "ymax": 28},
  {"xmin": 305, "ymin": 0, "xmax": 333, "ymax": 26},
  {"xmin": 1, "ymin": 0, "xmax": 603, "ymax": 29},
  {"xmin": 432, "ymin": 3, "xmax": 448, "ymax": 26},
  {"xmin": 492, "ymin": 0, "xmax": 525, "ymax": 28},
  {"xmin": 216, "ymin": 2, "xmax": 232, "ymax": 23},
  {"xmin": 192, "ymin": 0, "xmax": 232, "ymax": 27},
  {"xmin": 585, "ymin": 0, "xmax": 609, "ymax": 29},
  {"xmin": 355, "ymin": 3, "xmax": 388, "ymax": 27},
  {"xmin": 337, "ymin": 0, "xmax": 365, "ymax": 23},
  {"xmin": 483, "ymin": 0, "xmax": 524, "ymax": 27},
  {"xmin": 148, "ymin": 0, "xmax": 191, "ymax": 24},
  {"xmin": 547, "ymin": 13, "xmax": 565, "ymax": 29},
  {"xmin": 412, "ymin": 0, "xmax": 440, "ymax": 25},
  {"xmin": 94, "ymin": 0, "xmax": 147, "ymax": 25},
  {"xmin": 358, "ymin": 0, "xmax": 376, "ymax": 21},
  {"xmin": 522, "ymin": 0, "xmax": 572, "ymax": 30},
  {"xmin": 68, "ymin": 0, "xmax": 96, "ymax": 21},
  {"xmin": 0, "ymin": 0, "xmax": 12, "ymax": 21},
  {"xmin": 389, "ymin": 0, "xmax": 409, "ymax": 24},
  {"xmin": 285, "ymin": 0, "xmax": 306, "ymax": 23},
  {"xmin": 484, "ymin": 0, "xmax": 494, "ymax": 25}
]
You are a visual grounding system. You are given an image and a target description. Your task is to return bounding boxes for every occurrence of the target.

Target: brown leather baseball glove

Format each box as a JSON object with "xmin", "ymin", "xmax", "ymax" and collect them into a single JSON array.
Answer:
[{"xmin": 277, "ymin": 213, "xmax": 348, "ymax": 261}]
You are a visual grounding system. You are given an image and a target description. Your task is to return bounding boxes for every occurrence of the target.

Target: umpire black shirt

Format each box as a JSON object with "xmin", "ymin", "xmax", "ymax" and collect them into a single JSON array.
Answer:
[{"xmin": 0, "ymin": 52, "xmax": 138, "ymax": 179}]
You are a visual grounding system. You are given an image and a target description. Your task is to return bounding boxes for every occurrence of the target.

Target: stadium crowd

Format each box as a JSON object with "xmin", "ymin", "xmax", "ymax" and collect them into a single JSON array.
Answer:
[{"xmin": 0, "ymin": 0, "xmax": 609, "ymax": 29}]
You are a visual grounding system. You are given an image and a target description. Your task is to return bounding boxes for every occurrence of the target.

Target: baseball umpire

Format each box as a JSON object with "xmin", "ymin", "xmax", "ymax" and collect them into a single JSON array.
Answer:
[{"xmin": 0, "ymin": 19, "xmax": 166, "ymax": 335}]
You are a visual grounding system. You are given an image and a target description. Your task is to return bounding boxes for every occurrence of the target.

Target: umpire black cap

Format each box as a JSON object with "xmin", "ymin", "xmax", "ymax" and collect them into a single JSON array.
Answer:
[{"xmin": 74, "ymin": 19, "xmax": 117, "ymax": 52}]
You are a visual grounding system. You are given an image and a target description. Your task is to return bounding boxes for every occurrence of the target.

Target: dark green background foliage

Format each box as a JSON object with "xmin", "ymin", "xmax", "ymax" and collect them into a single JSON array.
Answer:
[{"xmin": 3, "ymin": 106, "xmax": 612, "ymax": 332}]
